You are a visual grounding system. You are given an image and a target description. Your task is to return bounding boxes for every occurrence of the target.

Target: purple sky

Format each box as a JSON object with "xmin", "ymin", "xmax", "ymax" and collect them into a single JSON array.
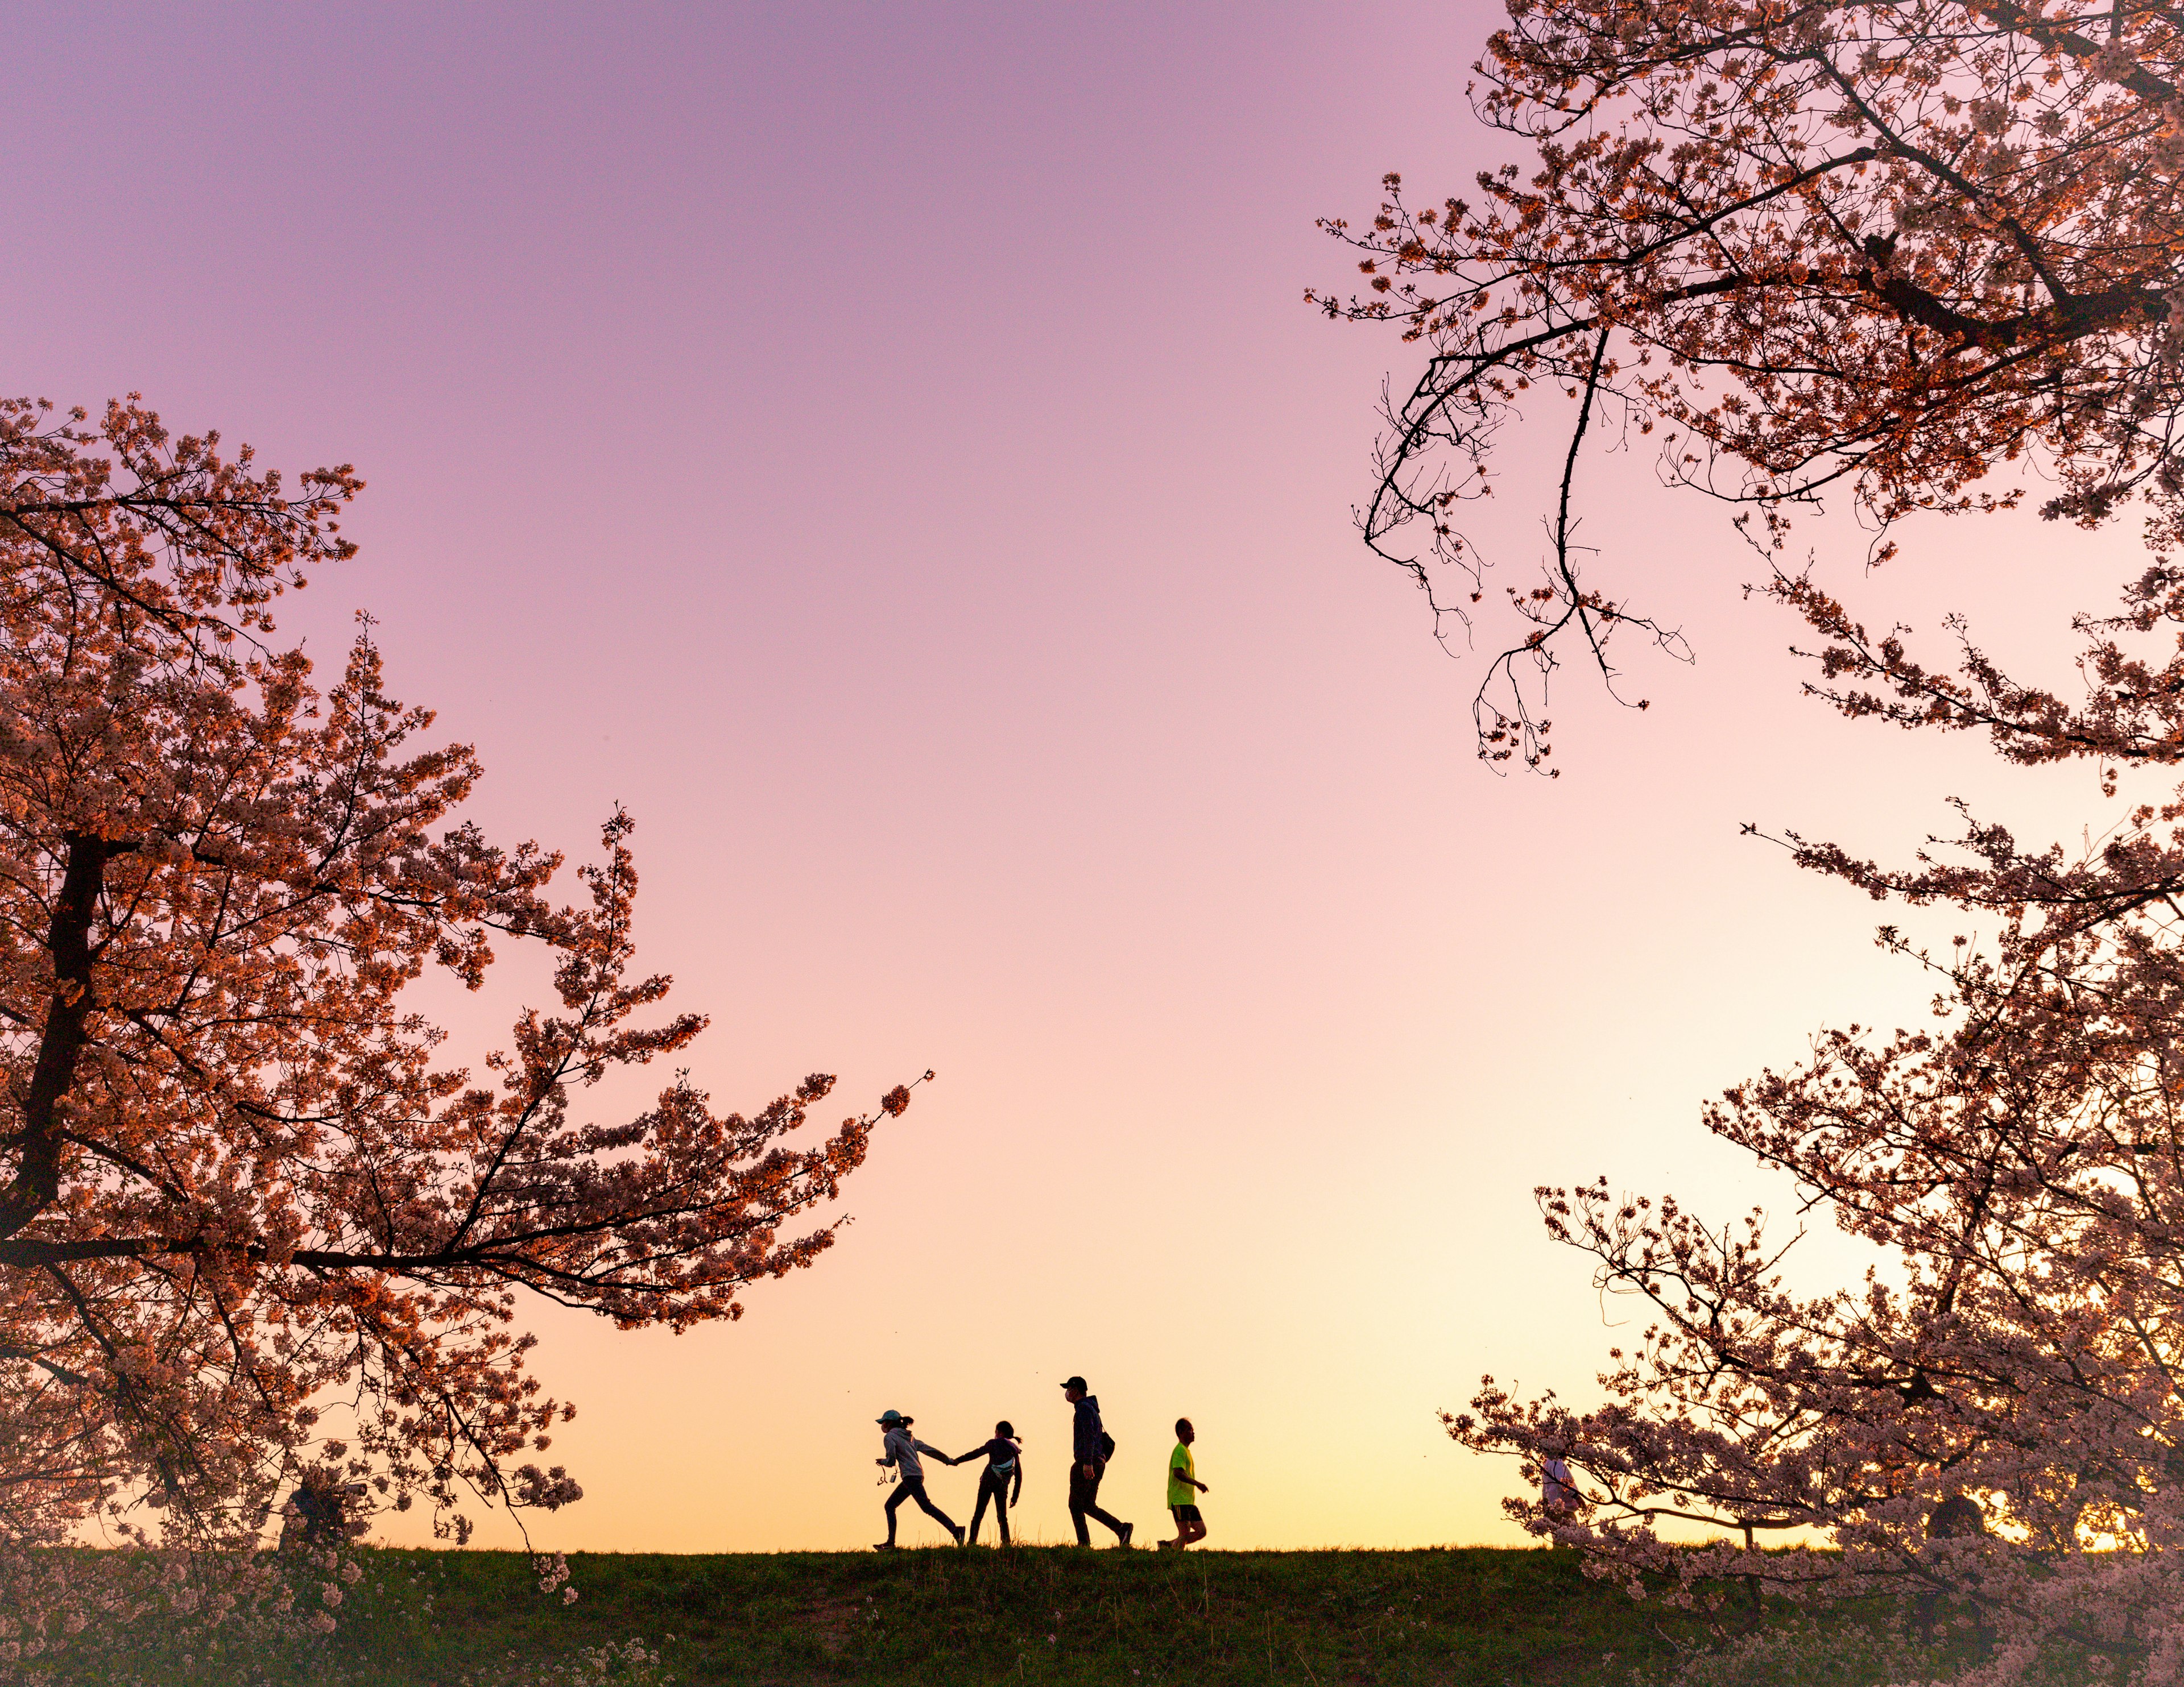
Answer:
[{"xmin": 2, "ymin": 3, "xmax": 2134, "ymax": 1549}]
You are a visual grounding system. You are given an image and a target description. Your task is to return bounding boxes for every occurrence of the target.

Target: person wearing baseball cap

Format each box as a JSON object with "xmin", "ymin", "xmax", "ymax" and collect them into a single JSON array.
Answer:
[
  {"xmin": 1060, "ymin": 1377, "xmax": 1131, "ymax": 1548},
  {"xmin": 873, "ymin": 1409, "xmax": 964, "ymax": 1549}
]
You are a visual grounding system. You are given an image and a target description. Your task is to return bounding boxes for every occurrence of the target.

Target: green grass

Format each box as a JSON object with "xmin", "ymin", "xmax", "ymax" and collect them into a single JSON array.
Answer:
[
  {"xmin": 33, "ymin": 1545, "xmax": 1942, "ymax": 1686},
  {"xmin": 354, "ymin": 1544, "xmax": 1681, "ymax": 1684}
]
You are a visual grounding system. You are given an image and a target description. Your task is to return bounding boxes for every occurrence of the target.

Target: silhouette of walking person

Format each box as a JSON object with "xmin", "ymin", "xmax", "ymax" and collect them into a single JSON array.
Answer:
[
  {"xmin": 954, "ymin": 1420, "xmax": 1024, "ymax": 1545},
  {"xmin": 1160, "ymin": 1417, "xmax": 1209, "ymax": 1549},
  {"xmin": 1060, "ymin": 1375, "xmax": 1131, "ymax": 1548},
  {"xmin": 873, "ymin": 1408, "xmax": 963, "ymax": 1549}
]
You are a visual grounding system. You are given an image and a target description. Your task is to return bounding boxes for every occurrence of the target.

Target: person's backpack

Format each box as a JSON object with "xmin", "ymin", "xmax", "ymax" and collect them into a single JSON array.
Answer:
[{"xmin": 1098, "ymin": 1430, "xmax": 1116, "ymax": 1462}]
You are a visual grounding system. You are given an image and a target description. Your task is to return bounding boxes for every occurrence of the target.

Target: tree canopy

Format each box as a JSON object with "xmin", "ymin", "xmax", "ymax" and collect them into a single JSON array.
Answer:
[
  {"xmin": 1316, "ymin": 0, "xmax": 2184, "ymax": 769},
  {"xmin": 0, "ymin": 399, "xmax": 917, "ymax": 1581}
]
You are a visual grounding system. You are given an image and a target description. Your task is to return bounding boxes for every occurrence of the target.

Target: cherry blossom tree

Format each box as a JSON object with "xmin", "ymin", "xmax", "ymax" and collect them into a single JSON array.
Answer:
[
  {"xmin": 1316, "ymin": 0, "xmax": 2184, "ymax": 769},
  {"xmin": 1450, "ymin": 776, "xmax": 2184, "ymax": 1682},
  {"xmin": 1317, "ymin": 1, "xmax": 2184, "ymax": 1678},
  {"xmin": 0, "ymin": 398, "xmax": 919, "ymax": 1612}
]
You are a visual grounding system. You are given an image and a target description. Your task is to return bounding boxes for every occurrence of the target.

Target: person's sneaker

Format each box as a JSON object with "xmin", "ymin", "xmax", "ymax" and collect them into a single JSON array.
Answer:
[
  {"xmin": 873, "ymin": 1542, "xmax": 896, "ymax": 1551},
  {"xmin": 1118, "ymin": 1522, "xmax": 1134, "ymax": 1549},
  {"xmin": 952, "ymin": 1525, "xmax": 967, "ymax": 1547}
]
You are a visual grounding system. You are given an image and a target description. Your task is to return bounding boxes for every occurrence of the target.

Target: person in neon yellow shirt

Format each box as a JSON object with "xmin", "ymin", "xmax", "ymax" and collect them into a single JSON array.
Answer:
[{"xmin": 1159, "ymin": 1417, "xmax": 1209, "ymax": 1550}]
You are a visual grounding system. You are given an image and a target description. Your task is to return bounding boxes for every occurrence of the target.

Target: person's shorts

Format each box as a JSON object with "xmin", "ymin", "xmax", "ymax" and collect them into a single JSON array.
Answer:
[{"xmin": 1172, "ymin": 1503, "xmax": 1203, "ymax": 1523}]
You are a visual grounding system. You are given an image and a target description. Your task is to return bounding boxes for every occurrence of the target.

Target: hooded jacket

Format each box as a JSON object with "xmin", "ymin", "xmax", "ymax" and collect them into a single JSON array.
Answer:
[
  {"xmin": 1071, "ymin": 1395, "xmax": 1105, "ymax": 1466},
  {"xmin": 882, "ymin": 1425, "xmax": 948, "ymax": 1483}
]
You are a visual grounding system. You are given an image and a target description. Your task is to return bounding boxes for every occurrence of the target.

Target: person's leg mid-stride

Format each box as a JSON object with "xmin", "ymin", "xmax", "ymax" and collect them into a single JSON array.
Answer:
[
  {"xmin": 1067, "ymin": 1457, "xmax": 1127, "ymax": 1546},
  {"xmin": 883, "ymin": 1476, "xmax": 961, "ymax": 1547},
  {"xmin": 969, "ymin": 1468, "xmax": 1013, "ymax": 1545}
]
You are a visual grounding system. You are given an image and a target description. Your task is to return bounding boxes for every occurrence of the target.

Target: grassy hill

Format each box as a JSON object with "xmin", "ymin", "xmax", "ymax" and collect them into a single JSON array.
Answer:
[{"xmin": 55, "ymin": 1544, "xmax": 1933, "ymax": 1687}]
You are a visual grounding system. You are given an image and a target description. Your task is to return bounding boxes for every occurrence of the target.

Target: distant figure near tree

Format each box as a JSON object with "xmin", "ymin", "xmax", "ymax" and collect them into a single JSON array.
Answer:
[
  {"xmin": 1160, "ymin": 1417, "xmax": 1209, "ymax": 1550},
  {"xmin": 277, "ymin": 1466, "xmax": 367, "ymax": 1553},
  {"xmin": 954, "ymin": 1420, "xmax": 1024, "ymax": 1546},
  {"xmin": 874, "ymin": 1409, "xmax": 964, "ymax": 1549},
  {"xmin": 1541, "ymin": 1454, "xmax": 1578, "ymax": 1520},
  {"xmin": 1060, "ymin": 1376, "xmax": 1132, "ymax": 1548},
  {"xmin": 1916, "ymin": 1492, "xmax": 1991, "ymax": 1643}
]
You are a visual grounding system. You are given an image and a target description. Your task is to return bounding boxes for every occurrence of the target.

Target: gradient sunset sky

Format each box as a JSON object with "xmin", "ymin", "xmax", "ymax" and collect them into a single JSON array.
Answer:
[{"xmin": 1, "ymin": 2, "xmax": 2141, "ymax": 1552}]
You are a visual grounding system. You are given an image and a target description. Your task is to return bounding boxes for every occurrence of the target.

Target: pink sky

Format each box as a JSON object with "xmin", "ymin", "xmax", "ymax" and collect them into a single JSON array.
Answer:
[{"xmin": 1, "ymin": 2, "xmax": 2140, "ymax": 1551}]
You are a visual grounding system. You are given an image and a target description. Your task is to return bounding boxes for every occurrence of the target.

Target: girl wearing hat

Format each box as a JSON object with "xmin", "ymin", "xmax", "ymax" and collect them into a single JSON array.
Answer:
[{"xmin": 874, "ymin": 1410, "xmax": 964, "ymax": 1549}]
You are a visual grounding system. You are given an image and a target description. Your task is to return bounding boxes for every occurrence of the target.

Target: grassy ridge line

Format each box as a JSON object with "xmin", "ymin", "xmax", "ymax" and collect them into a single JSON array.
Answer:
[{"xmin": 299, "ymin": 1544, "xmax": 1706, "ymax": 1686}]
